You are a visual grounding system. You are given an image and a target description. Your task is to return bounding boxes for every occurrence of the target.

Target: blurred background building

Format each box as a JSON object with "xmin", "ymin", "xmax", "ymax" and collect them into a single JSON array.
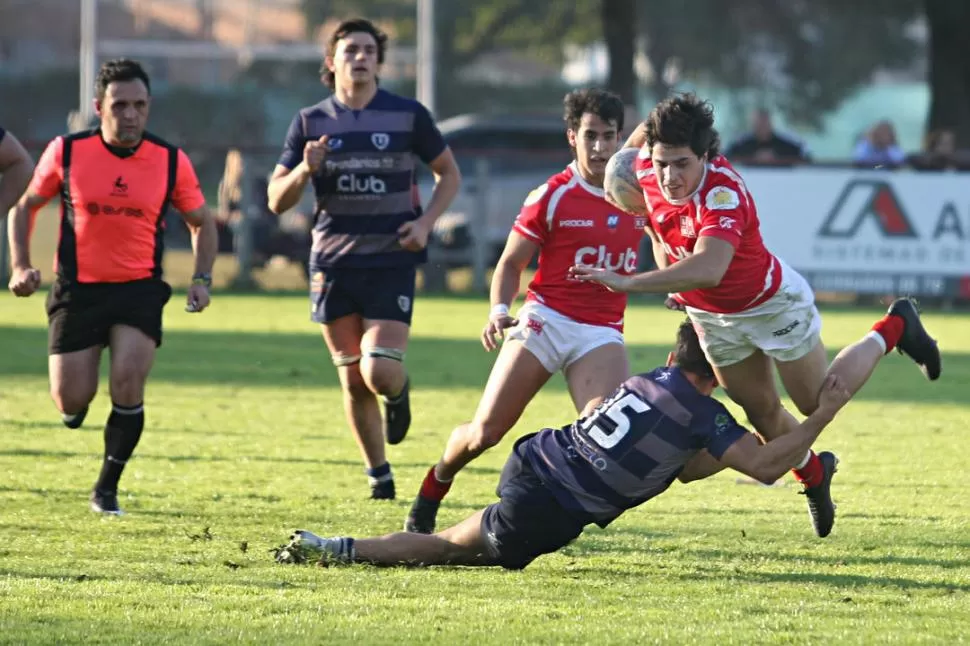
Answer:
[{"xmin": 2, "ymin": 0, "xmax": 969, "ymax": 301}]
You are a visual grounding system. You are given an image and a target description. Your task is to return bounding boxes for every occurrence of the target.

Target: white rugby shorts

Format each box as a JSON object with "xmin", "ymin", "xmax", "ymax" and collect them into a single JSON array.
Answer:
[
  {"xmin": 685, "ymin": 260, "xmax": 822, "ymax": 367},
  {"xmin": 507, "ymin": 301, "xmax": 624, "ymax": 374}
]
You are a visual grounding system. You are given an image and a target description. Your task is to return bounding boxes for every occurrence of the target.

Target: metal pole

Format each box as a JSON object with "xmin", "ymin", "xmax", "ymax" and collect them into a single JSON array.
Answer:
[
  {"xmin": 79, "ymin": 0, "xmax": 98, "ymax": 127},
  {"xmin": 416, "ymin": 0, "xmax": 436, "ymax": 115},
  {"xmin": 471, "ymin": 158, "xmax": 489, "ymax": 293}
]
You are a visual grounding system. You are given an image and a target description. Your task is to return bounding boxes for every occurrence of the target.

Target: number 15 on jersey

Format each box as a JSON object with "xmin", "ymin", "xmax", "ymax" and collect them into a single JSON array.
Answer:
[{"xmin": 579, "ymin": 389, "xmax": 651, "ymax": 450}]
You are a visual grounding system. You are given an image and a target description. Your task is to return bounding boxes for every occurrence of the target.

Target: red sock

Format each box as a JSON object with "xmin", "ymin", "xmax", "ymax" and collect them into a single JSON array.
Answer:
[
  {"xmin": 871, "ymin": 314, "xmax": 905, "ymax": 354},
  {"xmin": 792, "ymin": 451, "xmax": 824, "ymax": 488},
  {"xmin": 419, "ymin": 465, "xmax": 452, "ymax": 502}
]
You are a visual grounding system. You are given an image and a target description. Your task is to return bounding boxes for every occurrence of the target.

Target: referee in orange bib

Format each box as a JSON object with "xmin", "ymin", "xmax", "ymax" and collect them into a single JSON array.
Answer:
[{"xmin": 7, "ymin": 58, "xmax": 218, "ymax": 515}]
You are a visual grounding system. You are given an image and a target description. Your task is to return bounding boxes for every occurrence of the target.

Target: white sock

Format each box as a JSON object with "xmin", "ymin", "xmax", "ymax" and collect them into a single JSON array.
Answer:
[
  {"xmin": 794, "ymin": 451, "xmax": 813, "ymax": 470},
  {"xmin": 866, "ymin": 330, "xmax": 888, "ymax": 354}
]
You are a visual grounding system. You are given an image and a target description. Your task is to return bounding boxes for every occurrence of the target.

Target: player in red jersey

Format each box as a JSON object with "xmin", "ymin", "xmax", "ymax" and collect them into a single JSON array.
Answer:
[
  {"xmin": 571, "ymin": 93, "xmax": 941, "ymax": 538},
  {"xmin": 404, "ymin": 89, "xmax": 645, "ymax": 534}
]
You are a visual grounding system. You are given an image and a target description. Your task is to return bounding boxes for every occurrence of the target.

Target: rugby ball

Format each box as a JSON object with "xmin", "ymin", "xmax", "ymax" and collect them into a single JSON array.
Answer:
[{"xmin": 604, "ymin": 148, "xmax": 647, "ymax": 215}]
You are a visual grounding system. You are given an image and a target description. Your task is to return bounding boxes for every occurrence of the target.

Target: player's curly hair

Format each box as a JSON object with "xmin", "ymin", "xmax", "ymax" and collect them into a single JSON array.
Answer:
[
  {"xmin": 321, "ymin": 18, "xmax": 388, "ymax": 90},
  {"xmin": 673, "ymin": 318, "xmax": 716, "ymax": 380},
  {"xmin": 644, "ymin": 93, "xmax": 720, "ymax": 159},
  {"xmin": 563, "ymin": 88, "xmax": 625, "ymax": 134},
  {"xmin": 95, "ymin": 58, "xmax": 151, "ymax": 101}
]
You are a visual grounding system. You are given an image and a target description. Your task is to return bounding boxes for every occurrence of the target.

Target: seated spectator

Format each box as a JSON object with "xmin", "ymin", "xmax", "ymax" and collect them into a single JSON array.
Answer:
[
  {"xmin": 852, "ymin": 120, "xmax": 906, "ymax": 169},
  {"xmin": 724, "ymin": 108, "xmax": 811, "ymax": 165},
  {"xmin": 908, "ymin": 128, "xmax": 967, "ymax": 171}
]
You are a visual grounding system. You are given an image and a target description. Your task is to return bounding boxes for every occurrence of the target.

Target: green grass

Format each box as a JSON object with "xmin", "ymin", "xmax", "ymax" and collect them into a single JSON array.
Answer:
[{"xmin": 0, "ymin": 292, "xmax": 968, "ymax": 645}]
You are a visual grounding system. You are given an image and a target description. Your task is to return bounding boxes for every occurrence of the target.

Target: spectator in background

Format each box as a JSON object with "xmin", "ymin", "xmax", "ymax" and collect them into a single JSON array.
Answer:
[
  {"xmin": 852, "ymin": 120, "xmax": 906, "ymax": 169},
  {"xmin": 724, "ymin": 108, "xmax": 811, "ymax": 165},
  {"xmin": 909, "ymin": 128, "xmax": 966, "ymax": 171}
]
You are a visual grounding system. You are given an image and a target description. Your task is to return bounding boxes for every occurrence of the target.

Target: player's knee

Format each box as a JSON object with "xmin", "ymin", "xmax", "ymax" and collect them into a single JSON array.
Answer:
[
  {"xmin": 743, "ymin": 396, "xmax": 784, "ymax": 434},
  {"xmin": 793, "ymin": 397, "xmax": 818, "ymax": 417},
  {"xmin": 109, "ymin": 370, "xmax": 146, "ymax": 407},
  {"xmin": 360, "ymin": 346, "xmax": 405, "ymax": 396},
  {"xmin": 466, "ymin": 420, "xmax": 508, "ymax": 454},
  {"xmin": 50, "ymin": 383, "xmax": 96, "ymax": 415},
  {"xmin": 338, "ymin": 364, "xmax": 371, "ymax": 400}
]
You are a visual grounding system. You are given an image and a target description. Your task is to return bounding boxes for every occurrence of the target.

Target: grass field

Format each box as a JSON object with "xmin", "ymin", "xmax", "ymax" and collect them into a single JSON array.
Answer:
[{"xmin": 0, "ymin": 291, "xmax": 968, "ymax": 645}]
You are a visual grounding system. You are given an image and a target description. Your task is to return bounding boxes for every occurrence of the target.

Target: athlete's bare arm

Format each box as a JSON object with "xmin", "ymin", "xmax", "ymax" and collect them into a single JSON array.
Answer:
[
  {"xmin": 415, "ymin": 147, "xmax": 461, "ymax": 231},
  {"xmin": 623, "ymin": 122, "xmax": 648, "ymax": 150},
  {"xmin": 572, "ymin": 235, "xmax": 735, "ymax": 293},
  {"xmin": 180, "ymin": 204, "xmax": 218, "ymax": 278},
  {"xmin": 0, "ymin": 131, "xmax": 33, "ymax": 217},
  {"xmin": 717, "ymin": 376, "xmax": 849, "ymax": 484},
  {"xmin": 267, "ymin": 134, "xmax": 328, "ymax": 215},
  {"xmin": 483, "ymin": 231, "xmax": 539, "ymax": 351},
  {"xmin": 492, "ymin": 231, "xmax": 539, "ymax": 309}
]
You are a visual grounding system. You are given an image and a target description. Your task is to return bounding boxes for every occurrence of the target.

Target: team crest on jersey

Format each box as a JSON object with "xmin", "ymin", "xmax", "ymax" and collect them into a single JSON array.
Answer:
[
  {"xmin": 705, "ymin": 186, "xmax": 740, "ymax": 211},
  {"xmin": 371, "ymin": 133, "xmax": 390, "ymax": 150},
  {"xmin": 523, "ymin": 183, "xmax": 548, "ymax": 207},
  {"xmin": 679, "ymin": 215, "xmax": 697, "ymax": 238},
  {"xmin": 634, "ymin": 217, "xmax": 647, "ymax": 229},
  {"xmin": 398, "ymin": 295, "xmax": 411, "ymax": 313}
]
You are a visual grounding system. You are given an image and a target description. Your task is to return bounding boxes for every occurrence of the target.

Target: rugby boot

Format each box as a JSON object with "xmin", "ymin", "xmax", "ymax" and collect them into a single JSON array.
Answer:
[
  {"xmin": 273, "ymin": 530, "xmax": 355, "ymax": 565},
  {"xmin": 370, "ymin": 478, "xmax": 396, "ymax": 500},
  {"xmin": 90, "ymin": 489, "xmax": 123, "ymax": 515},
  {"xmin": 62, "ymin": 406, "xmax": 89, "ymax": 429},
  {"xmin": 799, "ymin": 451, "xmax": 838, "ymax": 538},
  {"xmin": 404, "ymin": 494, "xmax": 440, "ymax": 534},
  {"xmin": 383, "ymin": 379, "xmax": 412, "ymax": 445},
  {"xmin": 887, "ymin": 297, "xmax": 941, "ymax": 380}
]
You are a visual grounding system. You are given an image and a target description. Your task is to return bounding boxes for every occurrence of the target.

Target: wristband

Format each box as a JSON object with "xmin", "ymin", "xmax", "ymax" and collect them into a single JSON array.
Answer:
[
  {"xmin": 191, "ymin": 272, "xmax": 213, "ymax": 287},
  {"xmin": 490, "ymin": 303, "xmax": 510, "ymax": 318}
]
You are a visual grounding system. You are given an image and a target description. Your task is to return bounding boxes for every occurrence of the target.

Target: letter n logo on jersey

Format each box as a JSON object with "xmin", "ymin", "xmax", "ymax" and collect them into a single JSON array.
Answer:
[{"xmin": 819, "ymin": 180, "xmax": 917, "ymax": 239}]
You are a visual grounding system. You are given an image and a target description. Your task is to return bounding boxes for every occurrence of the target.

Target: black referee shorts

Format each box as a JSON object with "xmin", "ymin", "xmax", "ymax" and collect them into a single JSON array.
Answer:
[{"xmin": 45, "ymin": 278, "xmax": 173, "ymax": 355}]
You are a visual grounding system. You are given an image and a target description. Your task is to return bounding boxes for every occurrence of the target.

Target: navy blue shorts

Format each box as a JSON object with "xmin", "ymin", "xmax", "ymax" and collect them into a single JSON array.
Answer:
[
  {"xmin": 480, "ymin": 433, "xmax": 588, "ymax": 570},
  {"xmin": 309, "ymin": 266, "xmax": 417, "ymax": 325}
]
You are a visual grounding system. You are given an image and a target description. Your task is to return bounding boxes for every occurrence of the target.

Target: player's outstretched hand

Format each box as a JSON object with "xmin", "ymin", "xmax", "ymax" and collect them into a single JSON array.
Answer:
[
  {"xmin": 568, "ymin": 265, "xmax": 631, "ymax": 292},
  {"xmin": 664, "ymin": 296, "xmax": 686, "ymax": 311},
  {"xmin": 303, "ymin": 135, "xmax": 328, "ymax": 174},
  {"xmin": 8, "ymin": 266, "xmax": 41, "ymax": 297},
  {"xmin": 817, "ymin": 374, "xmax": 851, "ymax": 417},
  {"xmin": 482, "ymin": 313, "xmax": 518, "ymax": 352},
  {"xmin": 397, "ymin": 219, "xmax": 431, "ymax": 252},
  {"xmin": 185, "ymin": 284, "xmax": 211, "ymax": 313}
]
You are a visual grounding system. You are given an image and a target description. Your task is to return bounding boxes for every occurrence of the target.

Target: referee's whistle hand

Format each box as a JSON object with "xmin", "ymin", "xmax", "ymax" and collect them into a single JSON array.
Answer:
[
  {"xmin": 8, "ymin": 267, "xmax": 40, "ymax": 297},
  {"xmin": 185, "ymin": 285, "xmax": 211, "ymax": 313}
]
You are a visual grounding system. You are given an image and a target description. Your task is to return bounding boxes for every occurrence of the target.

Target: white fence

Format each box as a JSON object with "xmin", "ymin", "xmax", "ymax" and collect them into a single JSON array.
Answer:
[{"xmin": 743, "ymin": 167, "xmax": 970, "ymax": 298}]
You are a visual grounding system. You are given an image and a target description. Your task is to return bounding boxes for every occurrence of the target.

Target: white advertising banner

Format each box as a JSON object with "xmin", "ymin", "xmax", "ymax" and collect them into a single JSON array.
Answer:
[{"xmin": 741, "ymin": 167, "xmax": 970, "ymax": 296}]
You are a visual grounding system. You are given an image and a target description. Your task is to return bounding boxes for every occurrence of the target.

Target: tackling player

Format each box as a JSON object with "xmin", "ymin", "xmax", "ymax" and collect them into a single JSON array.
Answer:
[
  {"xmin": 404, "ymin": 89, "xmax": 644, "ymax": 534},
  {"xmin": 273, "ymin": 319, "xmax": 876, "ymax": 569},
  {"xmin": 0, "ymin": 127, "xmax": 34, "ymax": 218},
  {"xmin": 7, "ymin": 59, "xmax": 218, "ymax": 514},
  {"xmin": 267, "ymin": 19, "xmax": 461, "ymax": 499},
  {"xmin": 570, "ymin": 93, "xmax": 942, "ymax": 538}
]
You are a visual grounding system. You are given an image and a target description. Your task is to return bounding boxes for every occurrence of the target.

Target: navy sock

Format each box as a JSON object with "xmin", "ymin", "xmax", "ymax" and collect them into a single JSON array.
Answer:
[
  {"xmin": 94, "ymin": 403, "xmax": 145, "ymax": 493},
  {"xmin": 366, "ymin": 462, "xmax": 393, "ymax": 487}
]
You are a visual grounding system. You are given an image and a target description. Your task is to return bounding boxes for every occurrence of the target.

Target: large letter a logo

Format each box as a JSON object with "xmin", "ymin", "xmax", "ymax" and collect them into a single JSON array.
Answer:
[{"xmin": 819, "ymin": 180, "xmax": 917, "ymax": 239}]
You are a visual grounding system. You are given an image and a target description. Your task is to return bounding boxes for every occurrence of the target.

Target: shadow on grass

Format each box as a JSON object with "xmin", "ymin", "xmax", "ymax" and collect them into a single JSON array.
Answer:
[
  {"xmin": 1, "ymin": 325, "xmax": 967, "ymax": 407},
  {"xmin": 0, "ymin": 448, "xmax": 442, "ymax": 471}
]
